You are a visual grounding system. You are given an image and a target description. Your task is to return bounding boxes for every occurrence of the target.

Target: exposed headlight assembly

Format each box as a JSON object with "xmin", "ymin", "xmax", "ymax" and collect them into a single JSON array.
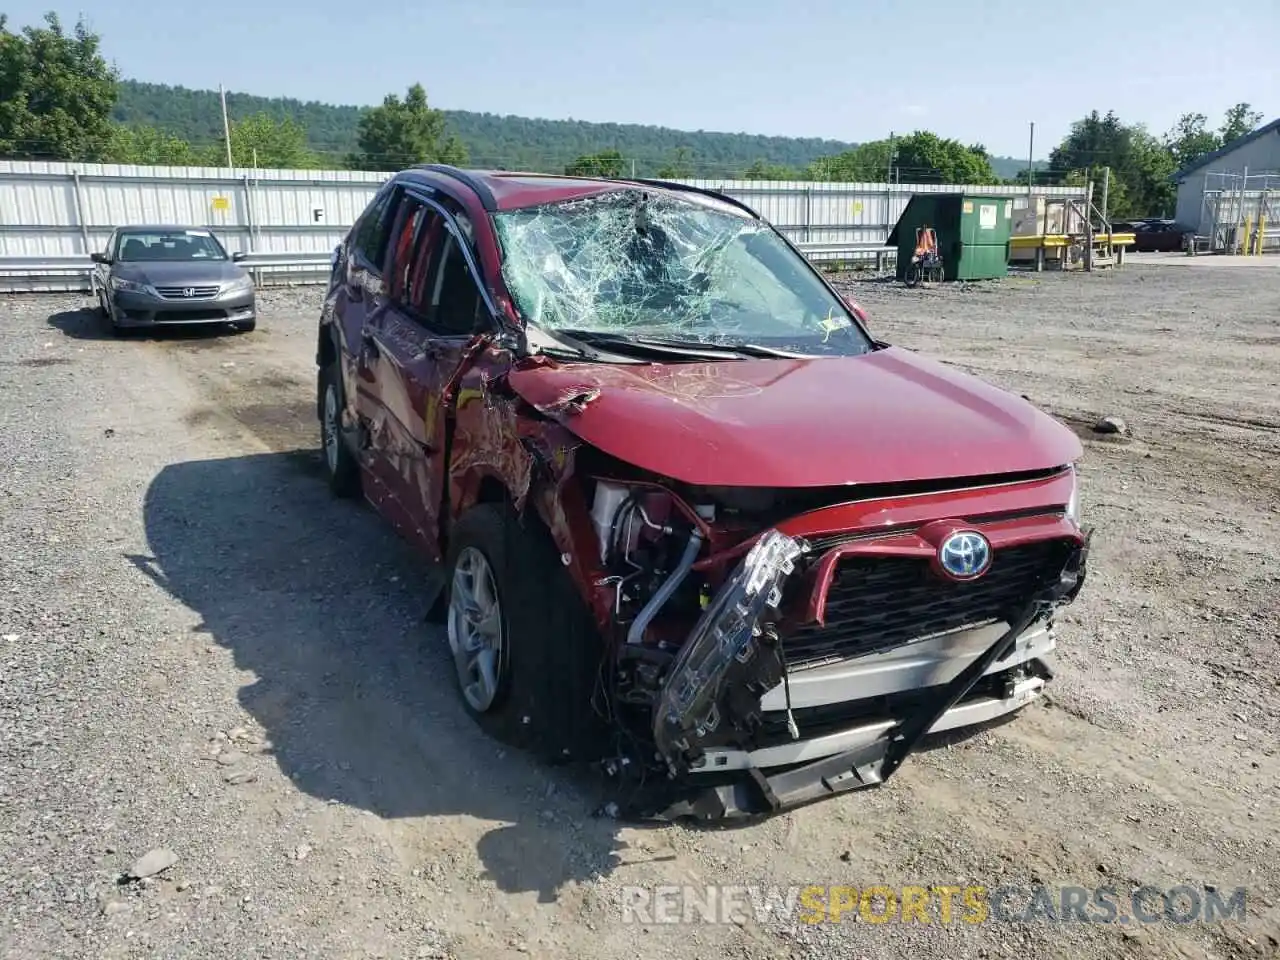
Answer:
[
  {"xmin": 1065, "ymin": 464, "xmax": 1081, "ymax": 527},
  {"xmin": 652, "ymin": 530, "xmax": 803, "ymax": 770}
]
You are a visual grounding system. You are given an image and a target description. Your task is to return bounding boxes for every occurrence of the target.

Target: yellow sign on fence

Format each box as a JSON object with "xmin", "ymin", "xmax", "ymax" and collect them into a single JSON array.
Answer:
[{"xmin": 211, "ymin": 196, "xmax": 230, "ymax": 212}]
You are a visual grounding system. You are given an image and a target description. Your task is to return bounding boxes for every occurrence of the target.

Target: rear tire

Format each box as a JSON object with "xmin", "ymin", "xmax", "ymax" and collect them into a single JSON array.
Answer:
[
  {"xmin": 445, "ymin": 502, "xmax": 609, "ymax": 764},
  {"xmin": 319, "ymin": 361, "xmax": 361, "ymax": 498}
]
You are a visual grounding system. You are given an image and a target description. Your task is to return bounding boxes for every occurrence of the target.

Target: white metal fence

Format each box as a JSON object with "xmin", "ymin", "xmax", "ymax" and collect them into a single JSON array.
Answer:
[{"xmin": 0, "ymin": 160, "xmax": 1087, "ymax": 291}]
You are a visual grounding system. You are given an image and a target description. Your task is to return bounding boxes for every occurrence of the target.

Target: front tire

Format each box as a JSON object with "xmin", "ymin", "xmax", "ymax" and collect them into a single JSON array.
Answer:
[
  {"xmin": 319, "ymin": 361, "xmax": 361, "ymax": 498},
  {"xmin": 445, "ymin": 502, "xmax": 609, "ymax": 763},
  {"xmin": 97, "ymin": 289, "xmax": 125, "ymax": 336}
]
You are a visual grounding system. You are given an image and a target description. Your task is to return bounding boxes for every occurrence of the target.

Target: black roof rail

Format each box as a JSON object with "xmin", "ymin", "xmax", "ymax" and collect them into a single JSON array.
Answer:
[
  {"xmin": 616, "ymin": 177, "xmax": 763, "ymax": 219},
  {"xmin": 410, "ymin": 164, "xmax": 498, "ymax": 212}
]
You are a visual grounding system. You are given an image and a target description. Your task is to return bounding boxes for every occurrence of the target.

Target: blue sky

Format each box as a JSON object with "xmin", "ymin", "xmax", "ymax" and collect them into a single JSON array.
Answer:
[{"xmin": 9, "ymin": 0, "xmax": 1277, "ymax": 159}]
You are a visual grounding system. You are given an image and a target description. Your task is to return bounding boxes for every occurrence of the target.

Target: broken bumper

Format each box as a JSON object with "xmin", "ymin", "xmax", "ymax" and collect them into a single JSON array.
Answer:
[{"xmin": 638, "ymin": 526, "xmax": 1090, "ymax": 821}]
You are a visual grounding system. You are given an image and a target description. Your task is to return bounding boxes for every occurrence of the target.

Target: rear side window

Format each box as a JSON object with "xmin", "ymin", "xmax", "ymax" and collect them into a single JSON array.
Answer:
[
  {"xmin": 350, "ymin": 185, "xmax": 399, "ymax": 272},
  {"xmin": 386, "ymin": 197, "xmax": 445, "ymax": 318}
]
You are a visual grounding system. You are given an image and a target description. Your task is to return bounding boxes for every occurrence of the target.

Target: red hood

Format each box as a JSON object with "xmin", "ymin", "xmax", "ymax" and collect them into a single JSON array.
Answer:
[{"xmin": 506, "ymin": 346, "xmax": 1082, "ymax": 488}]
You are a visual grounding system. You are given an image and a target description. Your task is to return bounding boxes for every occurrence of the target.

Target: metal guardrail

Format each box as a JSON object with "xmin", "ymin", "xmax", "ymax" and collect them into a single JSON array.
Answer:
[
  {"xmin": 0, "ymin": 251, "xmax": 331, "ymax": 273},
  {"xmin": 0, "ymin": 241, "xmax": 895, "ymax": 293},
  {"xmin": 0, "ymin": 251, "xmax": 333, "ymax": 293}
]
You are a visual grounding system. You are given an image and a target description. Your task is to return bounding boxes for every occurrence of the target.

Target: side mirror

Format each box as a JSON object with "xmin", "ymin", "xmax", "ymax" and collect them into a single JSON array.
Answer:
[
  {"xmin": 843, "ymin": 296, "xmax": 869, "ymax": 324},
  {"xmin": 231, "ymin": 251, "xmax": 248, "ymax": 262},
  {"xmin": 90, "ymin": 252, "xmax": 109, "ymax": 264}
]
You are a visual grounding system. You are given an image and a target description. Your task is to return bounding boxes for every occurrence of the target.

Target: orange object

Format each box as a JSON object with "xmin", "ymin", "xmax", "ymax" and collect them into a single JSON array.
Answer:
[{"xmin": 914, "ymin": 226, "xmax": 938, "ymax": 259}]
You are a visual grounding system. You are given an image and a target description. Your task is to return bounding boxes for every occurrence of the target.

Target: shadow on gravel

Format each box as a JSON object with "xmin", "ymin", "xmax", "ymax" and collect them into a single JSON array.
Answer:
[
  {"xmin": 48, "ymin": 307, "xmax": 245, "ymax": 344},
  {"xmin": 129, "ymin": 448, "xmax": 627, "ymax": 904}
]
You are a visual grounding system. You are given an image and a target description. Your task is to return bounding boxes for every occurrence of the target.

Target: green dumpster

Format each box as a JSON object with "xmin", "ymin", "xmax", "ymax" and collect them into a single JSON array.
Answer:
[{"xmin": 888, "ymin": 192, "xmax": 1013, "ymax": 282}]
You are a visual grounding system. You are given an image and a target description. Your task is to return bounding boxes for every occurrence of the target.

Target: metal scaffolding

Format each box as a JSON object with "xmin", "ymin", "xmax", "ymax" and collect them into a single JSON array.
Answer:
[{"xmin": 1199, "ymin": 170, "xmax": 1279, "ymax": 254}]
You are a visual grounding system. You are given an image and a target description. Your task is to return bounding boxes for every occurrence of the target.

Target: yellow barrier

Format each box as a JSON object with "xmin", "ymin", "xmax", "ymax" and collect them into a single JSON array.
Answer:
[{"xmin": 1008, "ymin": 233, "xmax": 1136, "ymax": 250}]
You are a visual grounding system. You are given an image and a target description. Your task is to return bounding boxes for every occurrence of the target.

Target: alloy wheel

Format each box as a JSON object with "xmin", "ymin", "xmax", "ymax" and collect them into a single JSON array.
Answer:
[{"xmin": 447, "ymin": 546, "xmax": 505, "ymax": 712}]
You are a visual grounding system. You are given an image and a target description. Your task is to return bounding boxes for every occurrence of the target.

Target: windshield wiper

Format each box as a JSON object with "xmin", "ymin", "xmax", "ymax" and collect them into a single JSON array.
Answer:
[
  {"xmin": 556, "ymin": 330, "xmax": 746, "ymax": 361},
  {"xmin": 737, "ymin": 343, "xmax": 816, "ymax": 359},
  {"xmin": 525, "ymin": 327, "xmax": 647, "ymax": 364},
  {"xmin": 559, "ymin": 330, "xmax": 815, "ymax": 361}
]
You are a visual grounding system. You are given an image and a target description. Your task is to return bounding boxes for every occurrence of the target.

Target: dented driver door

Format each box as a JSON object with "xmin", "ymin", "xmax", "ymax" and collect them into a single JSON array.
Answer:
[
  {"xmin": 360, "ymin": 193, "xmax": 493, "ymax": 564},
  {"xmin": 356, "ymin": 195, "xmax": 448, "ymax": 561}
]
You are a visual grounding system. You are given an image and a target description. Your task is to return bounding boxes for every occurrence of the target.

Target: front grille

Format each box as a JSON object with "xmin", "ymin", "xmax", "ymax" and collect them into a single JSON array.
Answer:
[
  {"xmin": 783, "ymin": 538, "xmax": 1074, "ymax": 668},
  {"xmin": 154, "ymin": 285, "xmax": 220, "ymax": 300}
]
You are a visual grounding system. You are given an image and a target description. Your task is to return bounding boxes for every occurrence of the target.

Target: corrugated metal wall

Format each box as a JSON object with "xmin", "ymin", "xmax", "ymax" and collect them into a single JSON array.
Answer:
[
  {"xmin": 0, "ymin": 160, "xmax": 1086, "ymax": 260},
  {"xmin": 675, "ymin": 179, "xmax": 1086, "ymax": 252},
  {"xmin": 0, "ymin": 161, "xmax": 390, "ymax": 259}
]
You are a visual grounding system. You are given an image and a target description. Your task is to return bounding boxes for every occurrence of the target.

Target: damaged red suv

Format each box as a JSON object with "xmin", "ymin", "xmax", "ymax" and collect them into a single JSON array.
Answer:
[{"xmin": 316, "ymin": 165, "xmax": 1090, "ymax": 820}]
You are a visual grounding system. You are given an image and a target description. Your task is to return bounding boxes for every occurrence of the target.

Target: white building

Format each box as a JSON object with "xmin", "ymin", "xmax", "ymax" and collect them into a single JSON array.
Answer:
[{"xmin": 1173, "ymin": 118, "xmax": 1280, "ymax": 236}]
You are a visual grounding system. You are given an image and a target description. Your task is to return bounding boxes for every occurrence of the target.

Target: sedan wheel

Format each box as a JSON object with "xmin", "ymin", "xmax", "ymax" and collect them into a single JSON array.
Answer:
[{"xmin": 447, "ymin": 546, "xmax": 505, "ymax": 713}]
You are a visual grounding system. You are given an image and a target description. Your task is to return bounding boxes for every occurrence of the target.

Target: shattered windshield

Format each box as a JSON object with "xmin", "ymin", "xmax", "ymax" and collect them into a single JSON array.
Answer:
[{"xmin": 492, "ymin": 190, "xmax": 872, "ymax": 357}]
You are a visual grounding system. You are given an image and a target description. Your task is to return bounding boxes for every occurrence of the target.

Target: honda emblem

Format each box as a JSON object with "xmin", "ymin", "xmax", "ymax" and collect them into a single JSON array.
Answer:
[{"xmin": 183, "ymin": 287, "xmax": 195, "ymax": 298}]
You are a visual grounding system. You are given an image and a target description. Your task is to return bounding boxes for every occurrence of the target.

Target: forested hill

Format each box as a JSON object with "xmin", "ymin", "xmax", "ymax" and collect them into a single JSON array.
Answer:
[
  {"xmin": 113, "ymin": 80, "xmax": 855, "ymax": 175},
  {"xmin": 113, "ymin": 79, "xmax": 1031, "ymax": 178}
]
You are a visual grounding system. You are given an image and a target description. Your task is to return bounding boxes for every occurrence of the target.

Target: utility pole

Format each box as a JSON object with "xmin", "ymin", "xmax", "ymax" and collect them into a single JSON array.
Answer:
[
  {"xmin": 220, "ymin": 84, "xmax": 234, "ymax": 169},
  {"xmin": 886, "ymin": 130, "xmax": 895, "ymax": 183},
  {"xmin": 1027, "ymin": 122, "xmax": 1035, "ymax": 194}
]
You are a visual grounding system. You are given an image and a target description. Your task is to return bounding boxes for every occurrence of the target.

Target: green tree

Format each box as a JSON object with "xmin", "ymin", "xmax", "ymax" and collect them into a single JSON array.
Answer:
[
  {"xmin": 1165, "ymin": 112, "xmax": 1219, "ymax": 170},
  {"xmin": 1126, "ymin": 127, "xmax": 1175, "ymax": 215},
  {"xmin": 1219, "ymin": 102, "xmax": 1263, "ymax": 144},
  {"xmin": 1047, "ymin": 111, "xmax": 1175, "ymax": 217},
  {"xmin": 807, "ymin": 132, "xmax": 996, "ymax": 184},
  {"xmin": 206, "ymin": 112, "xmax": 319, "ymax": 168},
  {"xmin": 893, "ymin": 132, "xmax": 996, "ymax": 183},
  {"xmin": 655, "ymin": 146, "xmax": 693, "ymax": 178},
  {"xmin": 104, "ymin": 123, "xmax": 200, "ymax": 165},
  {"xmin": 805, "ymin": 140, "xmax": 891, "ymax": 181},
  {"xmin": 0, "ymin": 12, "xmax": 118, "ymax": 161},
  {"xmin": 348, "ymin": 83, "xmax": 467, "ymax": 171},
  {"xmin": 564, "ymin": 148, "xmax": 625, "ymax": 176},
  {"xmin": 741, "ymin": 158, "xmax": 799, "ymax": 179}
]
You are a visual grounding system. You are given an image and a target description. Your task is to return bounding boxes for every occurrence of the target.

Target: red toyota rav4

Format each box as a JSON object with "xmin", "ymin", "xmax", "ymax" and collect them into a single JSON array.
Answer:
[{"xmin": 316, "ymin": 165, "xmax": 1090, "ymax": 820}]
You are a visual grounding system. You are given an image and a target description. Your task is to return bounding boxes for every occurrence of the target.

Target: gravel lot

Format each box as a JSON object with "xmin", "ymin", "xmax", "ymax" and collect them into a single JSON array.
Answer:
[{"xmin": 1, "ymin": 255, "xmax": 1278, "ymax": 960}]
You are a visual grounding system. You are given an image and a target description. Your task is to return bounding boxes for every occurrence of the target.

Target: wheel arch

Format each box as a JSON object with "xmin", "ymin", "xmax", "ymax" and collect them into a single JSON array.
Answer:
[{"xmin": 316, "ymin": 319, "xmax": 341, "ymax": 420}]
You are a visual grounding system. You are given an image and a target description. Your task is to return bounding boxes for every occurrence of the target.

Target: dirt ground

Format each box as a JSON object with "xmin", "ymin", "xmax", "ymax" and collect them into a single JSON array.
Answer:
[{"xmin": 1, "ymin": 254, "xmax": 1277, "ymax": 960}]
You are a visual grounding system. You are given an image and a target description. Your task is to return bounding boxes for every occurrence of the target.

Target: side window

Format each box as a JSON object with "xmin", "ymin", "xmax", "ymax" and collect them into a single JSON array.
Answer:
[
  {"xmin": 386, "ymin": 197, "xmax": 444, "ymax": 315},
  {"xmin": 349, "ymin": 185, "xmax": 399, "ymax": 272},
  {"xmin": 425, "ymin": 231, "xmax": 486, "ymax": 336}
]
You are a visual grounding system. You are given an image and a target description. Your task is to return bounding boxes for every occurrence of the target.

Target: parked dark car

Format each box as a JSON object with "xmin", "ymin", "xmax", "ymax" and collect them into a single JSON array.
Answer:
[
  {"xmin": 315, "ymin": 165, "xmax": 1090, "ymax": 820},
  {"xmin": 89, "ymin": 225, "xmax": 256, "ymax": 335},
  {"xmin": 1131, "ymin": 219, "xmax": 1187, "ymax": 252}
]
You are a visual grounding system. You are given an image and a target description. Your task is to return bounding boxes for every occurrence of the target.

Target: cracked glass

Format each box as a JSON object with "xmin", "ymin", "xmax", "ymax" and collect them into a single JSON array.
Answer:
[{"xmin": 492, "ymin": 190, "xmax": 873, "ymax": 356}]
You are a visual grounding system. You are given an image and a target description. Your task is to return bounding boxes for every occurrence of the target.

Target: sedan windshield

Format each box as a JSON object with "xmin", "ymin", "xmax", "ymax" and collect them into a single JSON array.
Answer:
[
  {"xmin": 117, "ymin": 230, "xmax": 227, "ymax": 262},
  {"xmin": 492, "ymin": 190, "xmax": 873, "ymax": 357}
]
